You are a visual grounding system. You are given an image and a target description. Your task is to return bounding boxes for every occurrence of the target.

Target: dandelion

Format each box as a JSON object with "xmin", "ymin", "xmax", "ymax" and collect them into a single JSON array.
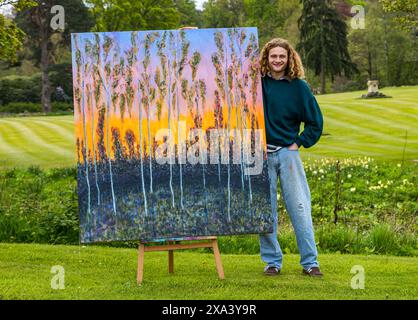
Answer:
[
  {"xmin": 397, "ymin": 163, "xmax": 401, "ymax": 167},
  {"xmin": 350, "ymin": 187, "xmax": 356, "ymax": 192}
]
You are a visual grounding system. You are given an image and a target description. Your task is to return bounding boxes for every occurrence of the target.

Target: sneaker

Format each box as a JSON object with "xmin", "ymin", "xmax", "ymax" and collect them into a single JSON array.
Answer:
[
  {"xmin": 302, "ymin": 267, "xmax": 323, "ymax": 277},
  {"xmin": 263, "ymin": 266, "xmax": 280, "ymax": 276}
]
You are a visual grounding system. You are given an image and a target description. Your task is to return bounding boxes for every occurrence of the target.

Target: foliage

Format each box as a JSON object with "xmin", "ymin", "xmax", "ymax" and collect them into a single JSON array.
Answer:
[
  {"xmin": 0, "ymin": 15, "xmax": 25, "ymax": 63},
  {"xmin": 380, "ymin": 0, "xmax": 418, "ymax": 30},
  {"xmin": 0, "ymin": 73, "xmax": 41, "ymax": 104},
  {"xmin": 348, "ymin": 0, "xmax": 418, "ymax": 88},
  {"xmin": 86, "ymin": 0, "xmax": 180, "ymax": 32},
  {"xmin": 0, "ymin": 70, "xmax": 73, "ymax": 105},
  {"xmin": 0, "ymin": 101, "xmax": 72, "ymax": 113},
  {"xmin": 0, "ymin": 167, "xmax": 78, "ymax": 244}
]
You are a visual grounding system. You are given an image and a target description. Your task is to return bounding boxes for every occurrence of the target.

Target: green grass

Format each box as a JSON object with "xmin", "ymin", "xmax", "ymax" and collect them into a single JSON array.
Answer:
[
  {"xmin": 0, "ymin": 86, "xmax": 417, "ymax": 168},
  {"xmin": 304, "ymin": 86, "xmax": 418, "ymax": 161},
  {"xmin": 0, "ymin": 243, "xmax": 417, "ymax": 299}
]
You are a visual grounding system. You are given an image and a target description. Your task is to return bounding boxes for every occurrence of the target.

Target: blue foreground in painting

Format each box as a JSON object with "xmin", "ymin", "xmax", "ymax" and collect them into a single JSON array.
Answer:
[{"xmin": 78, "ymin": 159, "xmax": 272, "ymax": 243}]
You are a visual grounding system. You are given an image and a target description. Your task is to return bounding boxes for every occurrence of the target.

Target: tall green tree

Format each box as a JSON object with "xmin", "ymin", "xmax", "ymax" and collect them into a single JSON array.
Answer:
[
  {"xmin": 297, "ymin": 0, "xmax": 357, "ymax": 93},
  {"xmin": 15, "ymin": 0, "xmax": 93, "ymax": 112}
]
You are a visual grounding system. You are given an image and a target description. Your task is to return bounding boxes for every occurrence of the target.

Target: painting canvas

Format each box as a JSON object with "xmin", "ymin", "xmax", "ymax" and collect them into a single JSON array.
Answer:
[{"xmin": 71, "ymin": 27, "xmax": 273, "ymax": 243}]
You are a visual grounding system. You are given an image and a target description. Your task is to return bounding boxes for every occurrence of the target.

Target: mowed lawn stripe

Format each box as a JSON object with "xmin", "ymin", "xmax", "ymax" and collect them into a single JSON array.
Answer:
[
  {"xmin": 321, "ymin": 103, "xmax": 418, "ymax": 133},
  {"xmin": 0, "ymin": 119, "xmax": 74, "ymax": 160},
  {"xmin": 30, "ymin": 119, "xmax": 75, "ymax": 142},
  {"xmin": 0, "ymin": 129, "xmax": 39, "ymax": 166},
  {"xmin": 323, "ymin": 117, "xmax": 417, "ymax": 146},
  {"xmin": 0, "ymin": 121, "xmax": 50, "ymax": 165},
  {"xmin": 321, "ymin": 101, "xmax": 418, "ymax": 125},
  {"xmin": 2, "ymin": 118, "xmax": 74, "ymax": 154}
]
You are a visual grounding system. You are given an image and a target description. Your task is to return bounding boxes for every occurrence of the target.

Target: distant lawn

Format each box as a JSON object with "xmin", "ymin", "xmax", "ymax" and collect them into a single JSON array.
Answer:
[
  {"xmin": 304, "ymin": 85, "xmax": 418, "ymax": 162},
  {"xmin": 0, "ymin": 243, "xmax": 417, "ymax": 299},
  {"xmin": 0, "ymin": 86, "xmax": 417, "ymax": 168}
]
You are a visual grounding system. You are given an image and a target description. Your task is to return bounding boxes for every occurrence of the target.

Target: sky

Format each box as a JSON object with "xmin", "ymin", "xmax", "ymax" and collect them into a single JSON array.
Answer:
[{"xmin": 195, "ymin": 0, "xmax": 207, "ymax": 11}]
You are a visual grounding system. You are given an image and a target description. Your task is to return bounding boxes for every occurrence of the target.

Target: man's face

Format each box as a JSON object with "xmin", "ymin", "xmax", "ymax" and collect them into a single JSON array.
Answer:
[{"xmin": 268, "ymin": 46, "xmax": 288, "ymax": 75}]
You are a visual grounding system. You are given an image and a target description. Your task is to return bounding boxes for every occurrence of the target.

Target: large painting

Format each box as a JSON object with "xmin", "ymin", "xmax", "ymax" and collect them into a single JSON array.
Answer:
[{"xmin": 71, "ymin": 27, "xmax": 272, "ymax": 243}]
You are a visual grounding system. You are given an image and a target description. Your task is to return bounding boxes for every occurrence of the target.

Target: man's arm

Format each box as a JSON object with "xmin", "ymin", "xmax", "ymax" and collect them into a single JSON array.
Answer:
[{"xmin": 294, "ymin": 95, "xmax": 323, "ymax": 149}]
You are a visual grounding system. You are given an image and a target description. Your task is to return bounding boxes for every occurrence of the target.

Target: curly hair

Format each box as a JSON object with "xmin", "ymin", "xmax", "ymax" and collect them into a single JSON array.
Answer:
[{"xmin": 259, "ymin": 38, "xmax": 305, "ymax": 80}]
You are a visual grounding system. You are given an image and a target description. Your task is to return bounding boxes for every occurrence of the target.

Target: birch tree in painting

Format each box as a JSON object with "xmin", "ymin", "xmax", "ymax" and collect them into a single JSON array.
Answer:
[
  {"xmin": 131, "ymin": 31, "xmax": 148, "ymax": 217},
  {"xmin": 74, "ymin": 34, "xmax": 92, "ymax": 220},
  {"xmin": 156, "ymin": 31, "xmax": 175, "ymax": 208}
]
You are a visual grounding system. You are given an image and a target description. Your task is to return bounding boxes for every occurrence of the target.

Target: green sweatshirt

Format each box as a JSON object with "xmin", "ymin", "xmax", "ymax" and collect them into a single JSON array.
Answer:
[{"xmin": 262, "ymin": 75, "xmax": 323, "ymax": 149}]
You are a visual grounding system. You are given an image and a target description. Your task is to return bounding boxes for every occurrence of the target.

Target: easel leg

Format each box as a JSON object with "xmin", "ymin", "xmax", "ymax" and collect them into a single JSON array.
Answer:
[
  {"xmin": 137, "ymin": 243, "xmax": 145, "ymax": 285},
  {"xmin": 168, "ymin": 241, "xmax": 174, "ymax": 274},
  {"xmin": 212, "ymin": 239, "xmax": 225, "ymax": 280}
]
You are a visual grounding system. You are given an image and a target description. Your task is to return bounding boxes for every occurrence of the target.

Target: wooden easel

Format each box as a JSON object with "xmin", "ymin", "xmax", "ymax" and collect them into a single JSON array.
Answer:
[{"xmin": 137, "ymin": 236, "xmax": 225, "ymax": 285}]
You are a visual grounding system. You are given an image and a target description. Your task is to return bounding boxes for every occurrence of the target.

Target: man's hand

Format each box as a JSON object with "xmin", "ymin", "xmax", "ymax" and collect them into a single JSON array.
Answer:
[{"xmin": 287, "ymin": 143, "xmax": 299, "ymax": 151}]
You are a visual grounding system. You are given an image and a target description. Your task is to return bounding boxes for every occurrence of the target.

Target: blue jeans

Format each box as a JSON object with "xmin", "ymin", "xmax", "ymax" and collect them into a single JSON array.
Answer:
[{"xmin": 259, "ymin": 147, "xmax": 319, "ymax": 271}]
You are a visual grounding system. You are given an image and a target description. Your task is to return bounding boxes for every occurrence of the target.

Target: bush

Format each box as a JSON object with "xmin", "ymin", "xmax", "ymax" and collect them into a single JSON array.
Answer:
[
  {"xmin": 0, "ymin": 167, "xmax": 78, "ymax": 244},
  {"xmin": 0, "ymin": 74, "xmax": 41, "ymax": 105},
  {"xmin": 367, "ymin": 224, "xmax": 400, "ymax": 254},
  {"xmin": 0, "ymin": 66, "xmax": 73, "ymax": 106},
  {"xmin": 0, "ymin": 102, "xmax": 73, "ymax": 114}
]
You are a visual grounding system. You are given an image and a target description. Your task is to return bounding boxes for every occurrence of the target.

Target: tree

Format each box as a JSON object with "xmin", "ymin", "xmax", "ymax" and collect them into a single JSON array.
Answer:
[
  {"xmin": 202, "ymin": 0, "xmax": 246, "ymax": 28},
  {"xmin": 173, "ymin": 0, "xmax": 202, "ymax": 28},
  {"xmin": 156, "ymin": 31, "xmax": 176, "ymax": 208},
  {"xmin": 73, "ymin": 34, "xmax": 92, "ymax": 221},
  {"xmin": 212, "ymin": 30, "xmax": 233, "ymax": 221},
  {"xmin": 87, "ymin": 0, "xmax": 180, "ymax": 32},
  {"xmin": 244, "ymin": 0, "xmax": 300, "ymax": 45},
  {"xmin": 0, "ymin": 0, "xmax": 35, "ymax": 64},
  {"xmin": 297, "ymin": 0, "xmax": 358, "ymax": 93},
  {"xmin": 0, "ymin": 14, "xmax": 25, "ymax": 63},
  {"xmin": 380, "ymin": 0, "xmax": 417, "ymax": 30},
  {"xmin": 139, "ymin": 32, "xmax": 159, "ymax": 194},
  {"xmin": 177, "ymin": 30, "xmax": 189, "ymax": 209},
  {"xmin": 96, "ymin": 34, "xmax": 118, "ymax": 215},
  {"xmin": 348, "ymin": 0, "xmax": 418, "ymax": 87},
  {"xmin": 131, "ymin": 31, "xmax": 148, "ymax": 217},
  {"xmin": 15, "ymin": 0, "xmax": 93, "ymax": 112}
]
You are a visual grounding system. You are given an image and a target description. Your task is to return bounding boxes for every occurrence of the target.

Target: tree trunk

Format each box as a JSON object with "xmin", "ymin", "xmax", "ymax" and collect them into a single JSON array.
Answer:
[
  {"xmin": 367, "ymin": 41, "xmax": 372, "ymax": 79},
  {"xmin": 40, "ymin": 14, "xmax": 51, "ymax": 113},
  {"xmin": 320, "ymin": 24, "xmax": 326, "ymax": 94}
]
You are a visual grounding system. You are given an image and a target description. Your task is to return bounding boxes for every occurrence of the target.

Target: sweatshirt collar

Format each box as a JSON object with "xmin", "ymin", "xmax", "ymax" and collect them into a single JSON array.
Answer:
[{"xmin": 267, "ymin": 72, "xmax": 291, "ymax": 82}]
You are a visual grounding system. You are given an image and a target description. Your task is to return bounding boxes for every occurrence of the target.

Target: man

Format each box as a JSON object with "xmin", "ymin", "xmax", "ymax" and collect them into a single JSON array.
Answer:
[{"xmin": 259, "ymin": 38, "xmax": 324, "ymax": 277}]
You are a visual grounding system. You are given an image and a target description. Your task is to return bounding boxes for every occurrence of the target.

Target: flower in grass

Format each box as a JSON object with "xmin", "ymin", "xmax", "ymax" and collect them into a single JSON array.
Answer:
[
  {"xmin": 397, "ymin": 163, "xmax": 401, "ymax": 167},
  {"xmin": 350, "ymin": 187, "xmax": 356, "ymax": 192},
  {"xmin": 347, "ymin": 174, "xmax": 352, "ymax": 178}
]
